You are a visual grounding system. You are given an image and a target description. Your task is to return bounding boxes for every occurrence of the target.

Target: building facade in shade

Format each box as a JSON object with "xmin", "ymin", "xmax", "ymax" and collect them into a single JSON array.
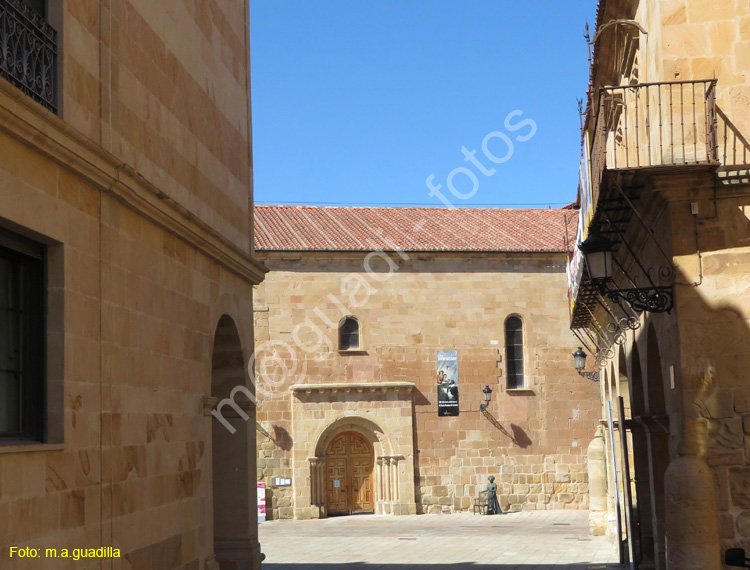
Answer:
[
  {"xmin": 252, "ymin": 205, "xmax": 602, "ymax": 520},
  {"xmin": 0, "ymin": 2, "xmax": 265, "ymax": 569},
  {"xmin": 568, "ymin": 1, "xmax": 750, "ymax": 569}
]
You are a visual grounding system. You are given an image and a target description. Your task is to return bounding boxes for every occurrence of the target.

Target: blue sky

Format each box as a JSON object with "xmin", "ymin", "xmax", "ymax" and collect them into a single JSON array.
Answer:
[{"xmin": 249, "ymin": 1, "xmax": 597, "ymax": 208}]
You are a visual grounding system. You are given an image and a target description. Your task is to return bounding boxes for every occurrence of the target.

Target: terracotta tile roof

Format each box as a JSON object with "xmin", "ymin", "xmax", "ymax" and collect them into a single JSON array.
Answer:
[{"xmin": 255, "ymin": 205, "xmax": 574, "ymax": 253}]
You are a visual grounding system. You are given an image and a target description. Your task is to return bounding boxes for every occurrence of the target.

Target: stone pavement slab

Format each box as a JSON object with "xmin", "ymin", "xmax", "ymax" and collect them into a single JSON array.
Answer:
[{"xmin": 258, "ymin": 510, "xmax": 620, "ymax": 569}]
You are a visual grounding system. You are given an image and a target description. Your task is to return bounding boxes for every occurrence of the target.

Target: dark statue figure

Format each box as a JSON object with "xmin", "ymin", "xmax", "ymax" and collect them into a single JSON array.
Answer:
[{"xmin": 486, "ymin": 475, "xmax": 503, "ymax": 515}]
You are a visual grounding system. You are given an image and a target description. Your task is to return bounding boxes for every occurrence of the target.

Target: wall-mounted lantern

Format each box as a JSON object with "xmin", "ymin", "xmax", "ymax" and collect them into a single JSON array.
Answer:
[
  {"xmin": 480, "ymin": 385, "xmax": 493, "ymax": 411},
  {"xmin": 573, "ymin": 347, "xmax": 600, "ymax": 382},
  {"xmin": 579, "ymin": 233, "xmax": 673, "ymax": 314}
]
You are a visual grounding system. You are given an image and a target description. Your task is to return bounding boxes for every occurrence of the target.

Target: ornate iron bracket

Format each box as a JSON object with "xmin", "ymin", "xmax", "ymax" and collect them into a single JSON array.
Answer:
[
  {"xmin": 605, "ymin": 285, "xmax": 673, "ymax": 314},
  {"xmin": 577, "ymin": 370, "xmax": 600, "ymax": 382}
]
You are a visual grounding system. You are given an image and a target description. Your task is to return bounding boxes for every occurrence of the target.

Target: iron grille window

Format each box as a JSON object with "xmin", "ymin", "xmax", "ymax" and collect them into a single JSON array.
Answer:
[
  {"xmin": 339, "ymin": 317, "xmax": 359, "ymax": 350},
  {"xmin": 0, "ymin": 0, "xmax": 58, "ymax": 112},
  {"xmin": 0, "ymin": 228, "xmax": 44, "ymax": 441},
  {"xmin": 505, "ymin": 316, "xmax": 524, "ymax": 389}
]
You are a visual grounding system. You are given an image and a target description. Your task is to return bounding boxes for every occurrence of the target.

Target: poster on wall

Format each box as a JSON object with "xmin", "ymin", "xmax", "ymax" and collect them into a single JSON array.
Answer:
[
  {"xmin": 437, "ymin": 350, "xmax": 459, "ymax": 417},
  {"xmin": 257, "ymin": 482, "xmax": 266, "ymax": 522}
]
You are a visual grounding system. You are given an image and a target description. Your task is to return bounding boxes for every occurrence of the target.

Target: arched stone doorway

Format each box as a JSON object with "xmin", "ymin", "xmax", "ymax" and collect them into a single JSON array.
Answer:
[
  {"xmin": 325, "ymin": 431, "xmax": 375, "ymax": 515},
  {"xmin": 210, "ymin": 314, "xmax": 261, "ymax": 570},
  {"xmin": 297, "ymin": 412, "xmax": 416, "ymax": 519}
]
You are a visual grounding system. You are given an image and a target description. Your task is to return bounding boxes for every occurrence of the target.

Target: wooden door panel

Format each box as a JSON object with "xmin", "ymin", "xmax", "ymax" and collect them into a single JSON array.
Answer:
[
  {"xmin": 326, "ymin": 458, "xmax": 348, "ymax": 514},
  {"xmin": 325, "ymin": 431, "xmax": 374, "ymax": 515},
  {"xmin": 351, "ymin": 456, "xmax": 373, "ymax": 512}
]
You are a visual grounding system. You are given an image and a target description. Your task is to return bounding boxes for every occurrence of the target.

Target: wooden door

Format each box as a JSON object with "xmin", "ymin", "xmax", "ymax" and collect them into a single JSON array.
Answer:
[
  {"xmin": 325, "ymin": 431, "xmax": 374, "ymax": 515},
  {"xmin": 325, "ymin": 457, "xmax": 348, "ymax": 514}
]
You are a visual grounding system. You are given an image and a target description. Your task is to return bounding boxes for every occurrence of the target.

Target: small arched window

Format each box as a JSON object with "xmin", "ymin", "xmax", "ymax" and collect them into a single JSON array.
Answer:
[
  {"xmin": 505, "ymin": 316, "xmax": 524, "ymax": 388},
  {"xmin": 339, "ymin": 317, "xmax": 360, "ymax": 350}
]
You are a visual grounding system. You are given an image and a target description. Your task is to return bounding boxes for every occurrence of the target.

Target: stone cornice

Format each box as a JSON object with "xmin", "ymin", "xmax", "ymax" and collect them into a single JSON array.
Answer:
[
  {"xmin": 0, "ymin": 81, "xmax": 267, "ymax": 285},
  {"xmin": 290, "ymin": 382, "xmax": 415, "ymax": 395}
]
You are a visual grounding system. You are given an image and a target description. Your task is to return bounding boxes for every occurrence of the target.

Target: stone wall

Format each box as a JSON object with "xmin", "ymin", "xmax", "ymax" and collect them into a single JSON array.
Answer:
[
  {"xmin": 254, "ymin": 251, "xmax": 601, "ymax": 519},
  {"xmin": 668, "ymin": 178, "xmax": 750, "ymax": 561},
  {"xmin": 0, "ymin": 1, "xmax": 264, "ymax": 568},
  {"xmin": 0, "ymin": 127, "xmax": 260, "ymax": 569},
  {"xmin": 59, "ymin": 1, "xmax": 253, "ymax": 249},
  {"xmin": 640, "ymin": 0, "xmax": 750, "ymax": 150}
]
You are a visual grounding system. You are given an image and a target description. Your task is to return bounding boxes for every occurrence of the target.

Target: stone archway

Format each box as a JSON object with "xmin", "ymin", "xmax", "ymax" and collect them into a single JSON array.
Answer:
[
  {"xmin": 210, "ymin": 314, "xmax": 261, "ymax": 570},
  {"xmin": 288, "ymin": 383, "xmax": 418, "ymax": 520},
  {"xmin": 308, "ymin": 415, "xmax": 406, "ymax": 517}
]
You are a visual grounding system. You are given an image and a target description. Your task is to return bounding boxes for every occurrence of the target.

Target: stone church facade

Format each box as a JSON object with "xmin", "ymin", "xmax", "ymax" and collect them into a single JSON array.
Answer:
[
  {"xmin": 0, "ymin": 2, "xmax": 264, "ymax": 569},
  {"xmin": 253, "ymin": 205, "xmax": 601, "ymax": 520}
]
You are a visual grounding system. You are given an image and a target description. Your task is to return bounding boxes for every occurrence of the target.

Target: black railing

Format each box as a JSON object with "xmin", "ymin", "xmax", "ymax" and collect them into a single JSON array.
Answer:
[
  {"xmin": 0, "ymin": 0, "xmax": 56, "ymax": 112},
  {"xmin": 717, "ymin": 107, "xmax": 750, "ymax": 168},
  {"xmin": 597, "ymin": 79, "xmax": 718, "ymax": 170}
]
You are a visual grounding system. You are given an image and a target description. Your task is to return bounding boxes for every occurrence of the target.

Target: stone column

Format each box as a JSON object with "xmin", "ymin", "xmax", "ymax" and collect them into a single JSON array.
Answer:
[
  {"xmin": 664, "ymin": 420, "xmax": 720, "ymax": 570},
  {"xmin": 374, "ymin": 457, "xmax": 383, "ymax": 514},
  {"xmin": 308, "ymin": 457, "xmax": 326, "ymax": 519},
  {"xmin": 214, "ymin": 539, "xmax": 264, "ymax": 570},
  {"xmin": 318, "ymin": 459, "xmax": 325, "ymax": 507},
  {"xmin": 384, "ymin": 457, "xmax": 392, "ymax": 502},
  {"xmin": 587, "ymin": 425, "xmax": 607, "ymax": 536},
  {"xmin": 391, "ymin": 457, "xmax": 400, "ymax": 502}
]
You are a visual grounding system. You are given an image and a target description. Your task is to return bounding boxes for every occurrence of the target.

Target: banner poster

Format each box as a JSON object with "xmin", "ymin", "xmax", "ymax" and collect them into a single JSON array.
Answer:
[
  {"xmin": 257, "ymin": 482, "xmax": 266, "ymax": 522},
  {"xmin": 436, "ymin": 350, "xmax": 459, "ymax": 417},
  {"xmin": 567, "ymin": 130, "xmax": 594, "ymax": 314}
]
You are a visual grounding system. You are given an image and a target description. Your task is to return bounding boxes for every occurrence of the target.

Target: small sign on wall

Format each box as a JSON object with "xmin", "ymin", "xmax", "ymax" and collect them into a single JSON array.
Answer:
[{"xmin": 272, "ymin": 477, "xmax": 291, "ymax": 487}]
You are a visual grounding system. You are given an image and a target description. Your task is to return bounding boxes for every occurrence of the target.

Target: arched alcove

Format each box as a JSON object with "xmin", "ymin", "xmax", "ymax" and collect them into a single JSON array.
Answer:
[
  {"xmin": 313, "ymin": 414, "xmax": 393, "ymax": 458},
  {"xmin": 630, "ymin": 341, "xmax": 652, "ymax": 566},
  {"xmin": 307, "ymin": 414, "xmax": 406, "ymax": 517},
  {"xmin": 618, "ymin": 346, "xmax": 632, "ymax": 418},
  {"xmin": 646, "ymin": 324, "xmax": 669, "ymax": 569},
  {"xmin": 646, "ymin": 324, "xmax": 667, "ymax": 417},
  {"xmin": 211, "ymin": 314, "xmax": 257, "ymax": 569}
]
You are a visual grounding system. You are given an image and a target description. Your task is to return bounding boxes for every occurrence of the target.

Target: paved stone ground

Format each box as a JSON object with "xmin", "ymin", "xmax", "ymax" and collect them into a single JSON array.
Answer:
[{"xmin": 259, "ymin": 510, "xmax": 620, "ymax": 569}]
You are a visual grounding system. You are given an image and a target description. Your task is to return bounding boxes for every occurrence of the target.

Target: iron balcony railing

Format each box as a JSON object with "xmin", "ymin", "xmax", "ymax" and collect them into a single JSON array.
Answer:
[
  {"xmin": 717, "ymin": 107, "xmax": 750, "ymax": 169},
  {"xmin": 597, "ymin": 79, "xmax": 718, "ymax": 171},
  {"xmin": 0, "ymin": 0, "xmax": 56, "ymax": 112}
]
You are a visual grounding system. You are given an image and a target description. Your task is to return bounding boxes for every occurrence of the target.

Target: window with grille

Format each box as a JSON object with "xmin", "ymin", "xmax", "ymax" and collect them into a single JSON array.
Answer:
[
  {"xmin": 505, "ymin": 316, "xmax": 524, "ymax": 389},
  {"xmin": 338, "ymin": 317, "xmax": 360, "ymax": 350},
  {"xmin": 0, "ymin": 0, "xmax": 58, "ymax": 112},
  {"xmin": 0, "ymin": 228, "xmax": 45, "ymax": 441}
]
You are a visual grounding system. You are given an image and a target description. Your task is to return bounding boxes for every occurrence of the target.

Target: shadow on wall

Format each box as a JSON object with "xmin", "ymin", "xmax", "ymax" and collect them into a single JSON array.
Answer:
[
  {"xmin": 510, "ymin": 424, "xmax": 533, "ymax": 449},
  {"xmin": 273, "ymin": 425, "xmax": 293, "ymax": 452},
  {"xmin": 413, "ymin": 388, "xmax": 431, "ymax": 406}
]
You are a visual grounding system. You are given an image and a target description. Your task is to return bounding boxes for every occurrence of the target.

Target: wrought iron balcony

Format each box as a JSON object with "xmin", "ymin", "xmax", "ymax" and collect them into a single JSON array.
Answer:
[
  {"xmin": 597, "ymin": 79, "xmax": 718, "ymax": 171},
  {"xmin": 0, "ymin": 0, "xmax": 56, "ymax": 112}
]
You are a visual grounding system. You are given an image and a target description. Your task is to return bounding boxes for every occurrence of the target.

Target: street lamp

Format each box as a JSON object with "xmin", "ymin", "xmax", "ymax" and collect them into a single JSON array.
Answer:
[
  {"xmin": 573, "ymin": 347, "xmax": 600, "ymax": 382},
  {"xmin": 480, "ymin": 385, "xmax": 493, "ymax": 411},
  {"xmin": 579, "ymin": 233, "xmax": 614, "ymax": 282},
  {"xmin": 578, "ymin": 232, "xmax": 673, "ymax": 314}
]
